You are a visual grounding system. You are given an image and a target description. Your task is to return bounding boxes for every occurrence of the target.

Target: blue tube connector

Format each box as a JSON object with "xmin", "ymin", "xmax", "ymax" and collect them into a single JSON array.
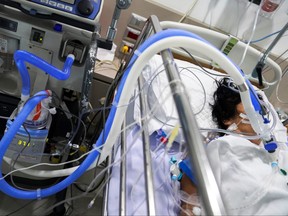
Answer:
[{"xmin": 14, "ymin": 50, "xmax": 74, "ymax": 99}]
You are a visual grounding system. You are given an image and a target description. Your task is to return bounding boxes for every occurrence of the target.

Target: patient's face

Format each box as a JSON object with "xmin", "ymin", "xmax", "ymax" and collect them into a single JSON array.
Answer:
[{"xmin": 226, "ymin": 102, "xmax": 261, "ymax": 145}]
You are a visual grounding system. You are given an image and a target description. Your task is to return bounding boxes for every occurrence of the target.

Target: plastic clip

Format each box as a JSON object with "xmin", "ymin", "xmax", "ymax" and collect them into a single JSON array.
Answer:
[
  {"xmin": 134, "ymin": 49, "xmax": 141, "ymax": 57},
  {"xmin": 156, "ymin": 129, "xmax": 168, "ymax": 144},
  {"xmin": 36, "ymin": 188, "xmax": 42, "ymax": 200},
  {"xmin": 264, "ymin": 141, "xmax": 277, "ymax": 153},
  {"xmin": 111, "ymin": 100, "xmax": 118, "ymax": 107},
  {"xmin": 169, "ymin": 156, "xmax": 183, "ymax": 181}
]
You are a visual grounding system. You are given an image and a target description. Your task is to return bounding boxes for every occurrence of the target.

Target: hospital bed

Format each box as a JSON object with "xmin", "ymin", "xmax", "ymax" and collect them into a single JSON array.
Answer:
[{"xmin": 102, "ymin": 15, "xmax": 283, "ymax": 215}]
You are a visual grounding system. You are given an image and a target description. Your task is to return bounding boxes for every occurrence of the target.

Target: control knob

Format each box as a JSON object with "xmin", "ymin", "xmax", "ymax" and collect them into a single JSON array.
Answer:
[{"xmin": 77, "ymin": 0, "xmax": 94, "ymax": 16}]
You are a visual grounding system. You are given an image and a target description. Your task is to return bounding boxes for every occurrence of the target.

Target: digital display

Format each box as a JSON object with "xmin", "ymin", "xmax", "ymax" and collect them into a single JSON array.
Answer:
[
  {"xmin": 60, "ymin": 0, "xmax": 75, "ymax": 4},
  {"xmin": 0, "ymin": 17, "xmax": 18, "ymax": 32}
]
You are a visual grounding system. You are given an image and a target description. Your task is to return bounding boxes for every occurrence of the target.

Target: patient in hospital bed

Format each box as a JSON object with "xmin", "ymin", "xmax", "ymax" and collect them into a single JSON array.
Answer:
[
  {"xmin": 206, "ymin": 77, "xmax": 288, "ymax": 215},
  {"xmin": 107, "ymin": 54, "xmax": 288, "ymax": 215}
]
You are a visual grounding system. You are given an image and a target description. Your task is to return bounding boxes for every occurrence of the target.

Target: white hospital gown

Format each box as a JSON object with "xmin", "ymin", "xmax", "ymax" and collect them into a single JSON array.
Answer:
[{"xmin": 206, "ymin": 135, "xmax": 288, "ymax": 215}]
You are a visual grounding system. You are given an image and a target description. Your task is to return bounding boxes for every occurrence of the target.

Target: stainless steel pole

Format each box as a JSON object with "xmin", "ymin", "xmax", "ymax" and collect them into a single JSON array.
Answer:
[{"xmin": 138, "ymin": 74, "xmax": 156, "ymax": 215}]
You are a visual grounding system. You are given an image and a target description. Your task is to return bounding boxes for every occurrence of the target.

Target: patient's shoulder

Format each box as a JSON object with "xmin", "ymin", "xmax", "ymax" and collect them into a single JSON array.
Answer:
[
  {"xmin": 207, "ymin": 135, "xmax": 256, "ymax": 149},
  {"xmin": 206, "ymin": 135, "xmax": 264, "ymax": 162}
]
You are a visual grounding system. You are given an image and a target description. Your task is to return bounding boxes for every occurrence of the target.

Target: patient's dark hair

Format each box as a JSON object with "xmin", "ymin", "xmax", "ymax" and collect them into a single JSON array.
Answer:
[{"xmin": 210, "ymin": 77, "xmax": 241, "ymax": 130}]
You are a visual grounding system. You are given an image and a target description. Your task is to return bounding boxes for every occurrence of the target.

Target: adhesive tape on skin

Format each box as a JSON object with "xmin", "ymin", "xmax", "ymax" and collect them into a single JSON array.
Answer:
[
  {"xmin": 227, "ymin": 123, "xmax": 238, "ymax": 131},
  {"xmin": 241, "ymin": 119, "xmax": 251, "ymax": 124},
  {"xmin": 239, "ymin": 113, "xmax": 247, "ymax": 119}
]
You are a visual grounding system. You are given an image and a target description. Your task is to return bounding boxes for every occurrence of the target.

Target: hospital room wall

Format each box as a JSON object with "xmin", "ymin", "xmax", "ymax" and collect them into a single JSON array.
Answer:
[
  {"xmin": 98, "ymin": 0, "xmax": 208, "ymax": 52},
  {"xmin": 98, "ymin": 0, "xmax": 288, "ymax": 112},
  {"xmin": 99, "ymin": 0, "xmax": 288, "ymax": 60}
]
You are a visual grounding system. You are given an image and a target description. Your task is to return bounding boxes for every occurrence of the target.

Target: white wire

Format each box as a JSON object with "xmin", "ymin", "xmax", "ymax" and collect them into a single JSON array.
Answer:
[
  {"xmin": 209, "ymin": 0, "xmax": 218, "ymax": 29},
  {"xmin": 235, "ymin": 0, "xmax": 253, "ymax": 37},
  {"xmin": 178, "ymin": 0, "xmax": 198, "ymax": 23},
  {"xmin": 238, "ymin": 1, "xmax": 263, "ymax": 67},
  {"xmin": 95, "ymin": 60, "xmax": 119, "ymax": 70},
  {"xmin": 275, "ymin": 67, "xmax": 288, "ymax": 104},
  {"xmin": 40, "ymin": 114, "xmax": 166, "ymax": 215},
  {"xmin": 0, "ymin": 115, "xmax": 10, "ymax": 120}
]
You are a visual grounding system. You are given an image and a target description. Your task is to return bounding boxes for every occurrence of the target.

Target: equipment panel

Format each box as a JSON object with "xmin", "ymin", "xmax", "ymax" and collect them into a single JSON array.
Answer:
[
  {"xmin": 0, "ymin": 0, "xmax": 103, "ymax": 31},
  {"xmin": 30, "ymin": 0, "xmax": 102, "ymax": 20}
]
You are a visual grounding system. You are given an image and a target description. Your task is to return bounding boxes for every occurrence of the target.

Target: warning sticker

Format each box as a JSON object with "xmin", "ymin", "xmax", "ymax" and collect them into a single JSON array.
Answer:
[{"xmin": 0, "ymin": 38, "xmax": 8, "ymax": 53}]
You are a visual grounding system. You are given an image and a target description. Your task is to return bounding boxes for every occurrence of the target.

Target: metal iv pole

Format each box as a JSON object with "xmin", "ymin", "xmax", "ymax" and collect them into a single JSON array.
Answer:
[
  {"xmin": 252, "ymin": 21, "xmax": 288, "ymax": 86},
  {"xmin": 98, "ymin": 0, "xmax": 132, "ymax": 50}
]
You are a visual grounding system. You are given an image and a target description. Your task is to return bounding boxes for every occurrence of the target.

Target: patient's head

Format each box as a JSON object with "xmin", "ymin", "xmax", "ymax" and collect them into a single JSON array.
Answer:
[
  {"xmin": 211, "ymin": 77, "xmax": 241, "ymax": 130},
  {"xmin": 211, "ymin": 78, "xmax": 259, "ymax": 143}
]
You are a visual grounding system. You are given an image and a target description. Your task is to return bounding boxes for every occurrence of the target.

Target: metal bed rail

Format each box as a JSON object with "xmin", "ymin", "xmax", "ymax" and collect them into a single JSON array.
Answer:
[{"xmin": 150, "ymin": 15, "xmax": 226, "ymax": 215}]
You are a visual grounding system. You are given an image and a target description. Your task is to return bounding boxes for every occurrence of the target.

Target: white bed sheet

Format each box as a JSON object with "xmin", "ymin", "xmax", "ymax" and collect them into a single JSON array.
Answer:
[
  {"xmin": 207, "ymin": 135, "xmax": 288, "ymax": 215},
  {"xmin": 206, "ymin": 89, "xmax": 288, "ymax": 215},
  {"xmin": 133, "ymin": 54, "xmax": 225, "ymax": 142}
]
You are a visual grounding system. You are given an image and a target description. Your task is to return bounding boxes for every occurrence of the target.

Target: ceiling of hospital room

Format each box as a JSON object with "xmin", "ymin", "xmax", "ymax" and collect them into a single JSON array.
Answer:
[{"xmin": 99, "ymin": 0, "xmax": 288, "ymax": 62}]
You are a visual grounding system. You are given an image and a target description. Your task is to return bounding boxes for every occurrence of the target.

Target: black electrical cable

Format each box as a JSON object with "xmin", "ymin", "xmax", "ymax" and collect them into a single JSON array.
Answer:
[
  {"xmin": 73, "ymin": 173, "xmax": 106, "ymax": 193},
  {"xmin": 51, "ymin": 90, "xmax": 62, "ymax": 107},
  {"xmin": 73, "ymin": 158, "xmax": 108, "ymax": 193},
  {"xmin": 89, "ymin": 62, "xmax": 126, "ymax": 145},
  {"xmin": 145, "ymin": 65, "xmax": 207, "ymax": 128},
  {"xmin": 86, "ymin": 109, "xmax": 101, "ymax": 128},
  {"xmin": 66, "ymin": 92, "xmax": 82, "ymax": 144},
  {"xmin": 47, "ymin": 90, "xmax": 76, "ymax": 142},
  {"xmin": 55, "ymin": 106, "xmax": 87, "ymax": 146},
  {"xmin": 83, "ymin": 109, "xmax": 101, "ymax": 139},
  {"xmin": 180, "ymin": 47, "xmax": 226, "ymax": 81},
  {"xmin": 6, "ymin": 198, "xmax": 52, "ymax": 216},
  {"xmin": 5, "ymin": 200, "xmax": 35, "ymax": 216},
  {"xmin": 86, "ymin": 52, "xmax": 144, "ymax": 165}
]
